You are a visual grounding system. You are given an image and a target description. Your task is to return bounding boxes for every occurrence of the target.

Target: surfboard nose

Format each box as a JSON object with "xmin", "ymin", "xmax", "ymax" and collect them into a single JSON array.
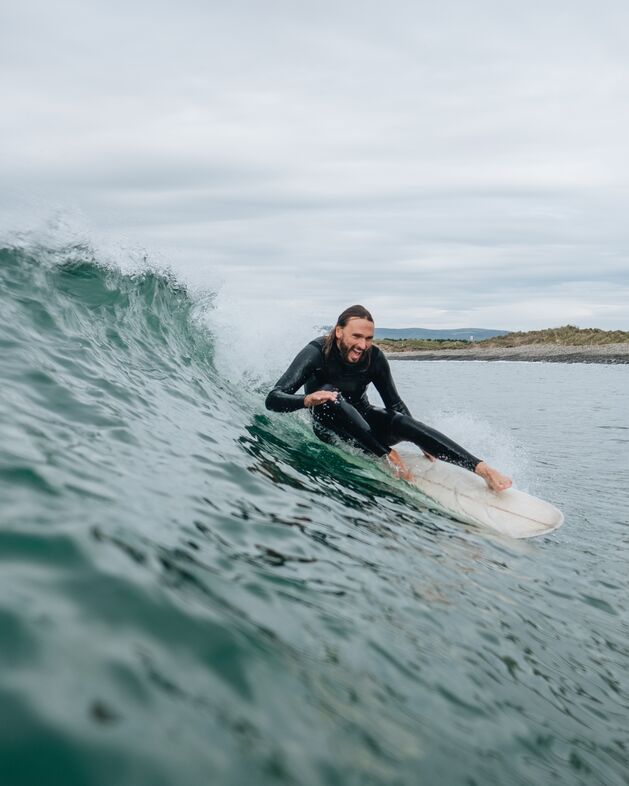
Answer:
[{"xmin": 408, "ymin": 455, "xmax": 564, "ymax": 539}]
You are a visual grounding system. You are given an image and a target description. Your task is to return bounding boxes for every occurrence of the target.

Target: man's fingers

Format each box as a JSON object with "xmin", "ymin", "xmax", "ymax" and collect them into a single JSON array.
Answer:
[
  {"xmin": 316, "ymin": 392, "xmax": 337, "ymax": 404},
  {"xmin": 305, "ymin": 391, "xmax": 339, "ymax": 407}
]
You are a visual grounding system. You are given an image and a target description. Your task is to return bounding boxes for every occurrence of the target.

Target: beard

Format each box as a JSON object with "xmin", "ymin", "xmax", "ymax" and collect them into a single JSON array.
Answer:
[{"xmin": 337, "ymin": 336, "xmax": 371, "ymax": 363}]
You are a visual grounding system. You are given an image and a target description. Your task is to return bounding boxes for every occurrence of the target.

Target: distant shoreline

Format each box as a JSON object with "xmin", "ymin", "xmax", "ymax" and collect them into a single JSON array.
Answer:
[{"xmin": 384, "ymin": 342, "xmax": 629, "ymax": 364}]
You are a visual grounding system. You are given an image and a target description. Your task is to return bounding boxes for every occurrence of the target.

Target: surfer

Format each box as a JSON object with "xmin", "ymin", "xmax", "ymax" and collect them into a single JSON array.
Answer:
[{"xmin": 265, "ymin": 305, "xmax": 511, "ymax": 493}]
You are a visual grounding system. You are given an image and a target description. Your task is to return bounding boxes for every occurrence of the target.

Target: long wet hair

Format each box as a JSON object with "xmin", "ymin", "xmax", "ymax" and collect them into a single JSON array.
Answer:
[{"xmin": 322, "ymin": 304, "xmax": 374, "ymax": 360}]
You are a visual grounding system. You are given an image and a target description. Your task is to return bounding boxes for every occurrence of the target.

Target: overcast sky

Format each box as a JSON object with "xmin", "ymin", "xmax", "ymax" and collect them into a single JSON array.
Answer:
[{"xmin": 3, "ymin": 0, "xmax": 629, "ymax": 329}]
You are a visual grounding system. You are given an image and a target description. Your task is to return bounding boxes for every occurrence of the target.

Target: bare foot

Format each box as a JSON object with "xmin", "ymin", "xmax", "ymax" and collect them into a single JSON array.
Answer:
[
  {"xmin": 474, "ymin": 461, "xmax": 512, "ymax": 492},
  {"xmin": 387, "ymin": 449, "xmax": 413, "ymax": 481}
]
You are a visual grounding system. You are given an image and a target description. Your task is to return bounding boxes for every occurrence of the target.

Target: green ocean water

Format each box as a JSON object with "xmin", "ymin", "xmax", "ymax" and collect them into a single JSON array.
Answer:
[{"xmin": 1, "ymin": 244, "xmax": 628, "ymax": 786}]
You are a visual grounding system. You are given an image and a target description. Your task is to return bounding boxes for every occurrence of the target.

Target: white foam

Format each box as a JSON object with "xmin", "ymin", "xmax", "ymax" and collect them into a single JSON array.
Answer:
[
  {"xmin": 203, "ymin": 280, "xmax": 325, "ymax": 388},
  {"xmin": 396, "ymin": 409, "xmax": 535, "ymax": 494}
]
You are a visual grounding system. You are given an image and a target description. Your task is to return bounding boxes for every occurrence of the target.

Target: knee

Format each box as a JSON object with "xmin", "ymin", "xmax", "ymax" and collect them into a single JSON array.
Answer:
[
  {"xmin": 391, "ymin": 411, "xmax": 409, "ymax": 428},
  {"xmin": 392, "ymin": 412, "xmax": 424, "ymax": 429},
  {"xmin": 390, "ymin": 412, "xmax": 427, "ymax": 440}
]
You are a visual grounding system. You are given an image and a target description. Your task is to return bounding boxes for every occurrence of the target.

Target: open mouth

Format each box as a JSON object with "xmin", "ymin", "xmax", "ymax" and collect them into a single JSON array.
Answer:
[{"xmin": 349, "ymin": 348, "xmax": 362, "ymax": 361}]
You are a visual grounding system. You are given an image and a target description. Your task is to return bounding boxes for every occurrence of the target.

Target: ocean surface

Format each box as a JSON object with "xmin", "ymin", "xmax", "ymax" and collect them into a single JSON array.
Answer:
[{"xmin": 1, "ymin": 243, "xmax": 628, "ymax": 786}]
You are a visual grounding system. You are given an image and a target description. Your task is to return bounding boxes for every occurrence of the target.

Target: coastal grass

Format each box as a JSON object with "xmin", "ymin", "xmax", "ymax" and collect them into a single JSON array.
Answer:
[{"xmin": 377, "ymin": 325, "xmax": 629, "ymax": 353}]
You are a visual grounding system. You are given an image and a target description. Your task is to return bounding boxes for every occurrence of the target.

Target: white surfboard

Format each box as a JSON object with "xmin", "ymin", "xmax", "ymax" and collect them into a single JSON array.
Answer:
[{"xmin": 407, "ymin": 456, "xmax": 564, "ymax": 539}]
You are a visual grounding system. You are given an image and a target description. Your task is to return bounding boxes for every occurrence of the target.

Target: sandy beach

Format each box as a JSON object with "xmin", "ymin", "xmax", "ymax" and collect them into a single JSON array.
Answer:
[{"xmin": 385, "ymin": 342, "xmax": 629, "ymax": 363}]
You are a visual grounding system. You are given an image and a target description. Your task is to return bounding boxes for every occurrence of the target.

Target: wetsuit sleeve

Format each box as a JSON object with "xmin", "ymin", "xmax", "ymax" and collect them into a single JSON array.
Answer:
[
  {"xmin": 265, "ymin": 343, "xmax": 322, "ymax": 412},
  {"xmin": 372, "ymin": 351, "xmax": 412, "ymax": 416}
]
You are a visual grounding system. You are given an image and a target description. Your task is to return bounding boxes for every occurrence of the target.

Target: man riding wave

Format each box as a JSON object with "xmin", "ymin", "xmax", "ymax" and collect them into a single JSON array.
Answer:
[{"xmin": 265, "ymin": 305, "xmax": 511, "ymax": 492}]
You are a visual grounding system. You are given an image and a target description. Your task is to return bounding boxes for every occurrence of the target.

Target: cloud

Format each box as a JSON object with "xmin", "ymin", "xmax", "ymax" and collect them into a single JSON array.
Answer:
[{"xmin": 2, "ymin": 0, "xmax": 629, "ymax": 328}]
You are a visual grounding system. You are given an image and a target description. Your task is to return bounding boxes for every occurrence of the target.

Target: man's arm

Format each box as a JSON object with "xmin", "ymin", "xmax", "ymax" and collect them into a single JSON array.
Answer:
[
  {"xmin": 372, "ymin": 351, "xmax": 411, "ymax": 416},
  {"xmin": 265, "ymin": 343, "xmax": 322, "ymax": 412}
]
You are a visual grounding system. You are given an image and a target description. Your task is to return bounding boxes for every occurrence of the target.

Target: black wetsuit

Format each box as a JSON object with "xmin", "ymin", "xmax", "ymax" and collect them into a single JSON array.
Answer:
[{"xmin": 265, "ymin": 336, "xmax": 481, "ymax": 472}]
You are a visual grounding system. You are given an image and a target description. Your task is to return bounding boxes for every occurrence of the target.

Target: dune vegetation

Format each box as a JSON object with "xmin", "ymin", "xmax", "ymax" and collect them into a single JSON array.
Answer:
[{"xmin": 377, "ymin": 325, "xmax": 629, "ymax": 353}]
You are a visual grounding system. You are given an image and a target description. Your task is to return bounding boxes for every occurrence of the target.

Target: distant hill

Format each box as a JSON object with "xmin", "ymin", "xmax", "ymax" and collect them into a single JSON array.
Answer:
[{"xmin": 374, "ymin": 327, "xmax": 508, "ymax": 341}]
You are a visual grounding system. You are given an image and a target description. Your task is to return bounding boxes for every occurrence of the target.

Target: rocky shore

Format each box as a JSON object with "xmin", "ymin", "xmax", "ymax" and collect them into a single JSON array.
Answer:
[{"xmin": 385, "ymin": 342, "xmax": 629, "ymax": 364}]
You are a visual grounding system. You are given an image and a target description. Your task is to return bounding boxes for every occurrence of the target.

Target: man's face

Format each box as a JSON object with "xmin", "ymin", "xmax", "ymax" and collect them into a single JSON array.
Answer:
[{"xmin": 335, "ymin": 318, "xmax": 374, "ymax": 363}]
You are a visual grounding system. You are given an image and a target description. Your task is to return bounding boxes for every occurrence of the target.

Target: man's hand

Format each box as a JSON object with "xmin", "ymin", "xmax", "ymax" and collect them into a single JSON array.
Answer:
[
  {"xmin": 304, "ymin": 390, "xmax": 338, "ymax": 408},
  {"xmin": 387, "ymin": 448, "xmax": 413, "ymax": 481}
]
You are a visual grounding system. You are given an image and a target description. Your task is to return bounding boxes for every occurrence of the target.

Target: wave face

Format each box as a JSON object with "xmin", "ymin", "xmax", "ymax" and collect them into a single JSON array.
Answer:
[{"xmin": 1, "ymin": 244, "xmax": 627, "ymax": 786}]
